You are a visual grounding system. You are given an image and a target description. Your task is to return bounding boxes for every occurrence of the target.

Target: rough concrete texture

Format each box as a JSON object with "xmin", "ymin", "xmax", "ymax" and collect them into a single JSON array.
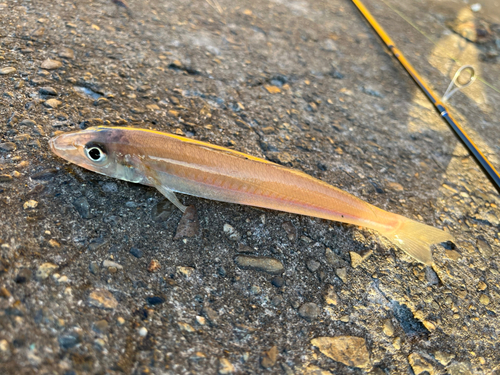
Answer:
[{"xmin": 1, "ymin": 0, "xmax": 500, "ymax": 373}]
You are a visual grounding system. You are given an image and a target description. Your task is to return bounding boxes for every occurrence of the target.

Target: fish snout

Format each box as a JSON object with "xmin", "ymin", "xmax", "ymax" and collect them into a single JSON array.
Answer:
[{"xmin": 49, "ymin": 133, "xmax": 80, "ymax": 160}]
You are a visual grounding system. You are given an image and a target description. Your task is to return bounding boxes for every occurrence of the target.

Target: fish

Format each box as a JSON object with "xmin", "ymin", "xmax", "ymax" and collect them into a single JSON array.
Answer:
[{"xmin": 49, "ymin": 126, "xmax": 455, "ymax": 265}]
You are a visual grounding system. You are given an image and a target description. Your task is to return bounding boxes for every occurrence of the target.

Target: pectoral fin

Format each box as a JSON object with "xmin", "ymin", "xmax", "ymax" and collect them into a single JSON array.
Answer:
[
  {"xmin": 135, "ymin": 158, "xmax": 188, "ymax": 213},
  {"xmin": 155, "ymin": 184, "xmax": 187, "ymax": 213}
]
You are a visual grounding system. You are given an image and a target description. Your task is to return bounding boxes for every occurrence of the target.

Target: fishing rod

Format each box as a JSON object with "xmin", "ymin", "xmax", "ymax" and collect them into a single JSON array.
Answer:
[{"xmin": 351, "ymin": 0, "xmax": 500, "ymax": 194}]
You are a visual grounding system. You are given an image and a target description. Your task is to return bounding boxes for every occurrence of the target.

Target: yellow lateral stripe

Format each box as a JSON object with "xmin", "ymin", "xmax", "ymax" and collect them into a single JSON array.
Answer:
[{"xmin": 93, "ymin": 126, "xmax": 275, "ymax": 164}]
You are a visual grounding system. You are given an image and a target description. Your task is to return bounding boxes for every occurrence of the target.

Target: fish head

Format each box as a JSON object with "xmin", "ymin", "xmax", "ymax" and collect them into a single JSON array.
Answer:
[{"xmin": 49, "ymin": 127, "xmax": 149, "ymax": 184}]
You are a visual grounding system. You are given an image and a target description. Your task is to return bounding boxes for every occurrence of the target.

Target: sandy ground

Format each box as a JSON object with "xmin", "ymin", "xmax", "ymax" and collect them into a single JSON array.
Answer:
[{"xmin": 1, "ymin": 0, "xmax": 499, "ymax": 373}]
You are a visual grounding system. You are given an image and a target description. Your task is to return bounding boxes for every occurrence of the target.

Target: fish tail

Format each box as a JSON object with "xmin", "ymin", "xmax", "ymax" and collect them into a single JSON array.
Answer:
[{"xmin": 382, "ymin": 216, "xmax": 455, "ymax": 265}]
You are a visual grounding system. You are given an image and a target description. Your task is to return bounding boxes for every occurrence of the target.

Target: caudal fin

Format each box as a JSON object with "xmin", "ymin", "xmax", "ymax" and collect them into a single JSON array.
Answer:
[{"xmin": 383, "ymin": 216, "xmax": 455, "ymax": 265}]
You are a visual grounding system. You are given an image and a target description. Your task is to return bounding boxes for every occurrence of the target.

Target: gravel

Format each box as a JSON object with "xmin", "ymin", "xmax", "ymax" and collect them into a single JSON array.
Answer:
[{"xmin": 1, "ymin": 0, "xmax": 499, "ymax": 373}]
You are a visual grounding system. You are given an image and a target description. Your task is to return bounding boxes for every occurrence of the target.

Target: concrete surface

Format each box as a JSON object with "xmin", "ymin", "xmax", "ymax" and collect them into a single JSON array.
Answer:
[{"xmin": 1, "ymin": 0, "xmax": 499, "ymax": 373}]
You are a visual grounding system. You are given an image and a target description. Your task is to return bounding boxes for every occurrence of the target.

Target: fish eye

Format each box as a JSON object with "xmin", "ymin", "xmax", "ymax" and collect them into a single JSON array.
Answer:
[{"xmin": 85, "ymin": 146, "xmax": 107, "ymax": 163}]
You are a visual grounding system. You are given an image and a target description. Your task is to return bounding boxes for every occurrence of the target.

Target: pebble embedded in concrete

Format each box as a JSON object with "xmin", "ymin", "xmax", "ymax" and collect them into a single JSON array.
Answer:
[
  {"xmin": 36, "ymin": 263, "xmax": 58, "ymax": 280},
  {"xmin": 298, "ymin": 302, "xmax": 320, "ymax": 321},
  {"xmin": 223, "ymin": 223, "xmax": 241, "ymax": 241},
  {"xmin": 43, "ymin": 98, "xmax": 62, "ymax": 108},
  {"xmin": 41, "ymin": 59, "xmax": 63, "ymax": 70},
  {"xmin": 148, "ymin": 259, "xmax": 161, "ymax": 273},
  {"xmin": 261, "ymin": 345, "xmax": 278, "ymax": 369},
  {"xmin": 336, "ymin": 268, "xmax": 348, "ymax": 282},
  {"xmin": 174, "ymin": 205, "xmax": 199, "ymax": 239},
  {"xmin": 383, "ymin": 319, "xmax": 395, "ymax": 337},
  {"xmin": 73, "ymin": 197, "xmax": 90, "ymax": 219},
  {"xmin": 0, "ymin": 142, "xmax": 16, "ymax": 152},
  {"xmin": 88, "ymin": 289, "xmax": 118, "ymax": 309},
  {"xmin": 306, "ymin": 259, "xmax": 320, "ymax": 272},
  {"xmin": 219, "ymin": 358, "xmax": 235, "ymax": 374},
  {"xmin": 311, "ymin": 336, "xmax": 371, "ymax": 369},
  {"xmin": 23, "ymin": 200, "xmax": 38, "ymax": 209},
  {"xmin": 234, "ymin": 255, "xmax": 284, "ymax": 274},
  {"xmin": 322, "ymin": 284, "xmax": 338, "ymax": 306},
  {"xmin": 408, "ymin": 353, "xmax": 435, "ymax": 375}
]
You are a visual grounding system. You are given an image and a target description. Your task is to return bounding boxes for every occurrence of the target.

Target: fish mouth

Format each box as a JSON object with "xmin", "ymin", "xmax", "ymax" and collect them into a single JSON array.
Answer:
[
  {"xmin": 49, "ymin": 134, "xmax": 78, "ymax": 152},
  {"xmin": 49, "ymin": 134, "xmax": 79, "ymax": 160}
]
